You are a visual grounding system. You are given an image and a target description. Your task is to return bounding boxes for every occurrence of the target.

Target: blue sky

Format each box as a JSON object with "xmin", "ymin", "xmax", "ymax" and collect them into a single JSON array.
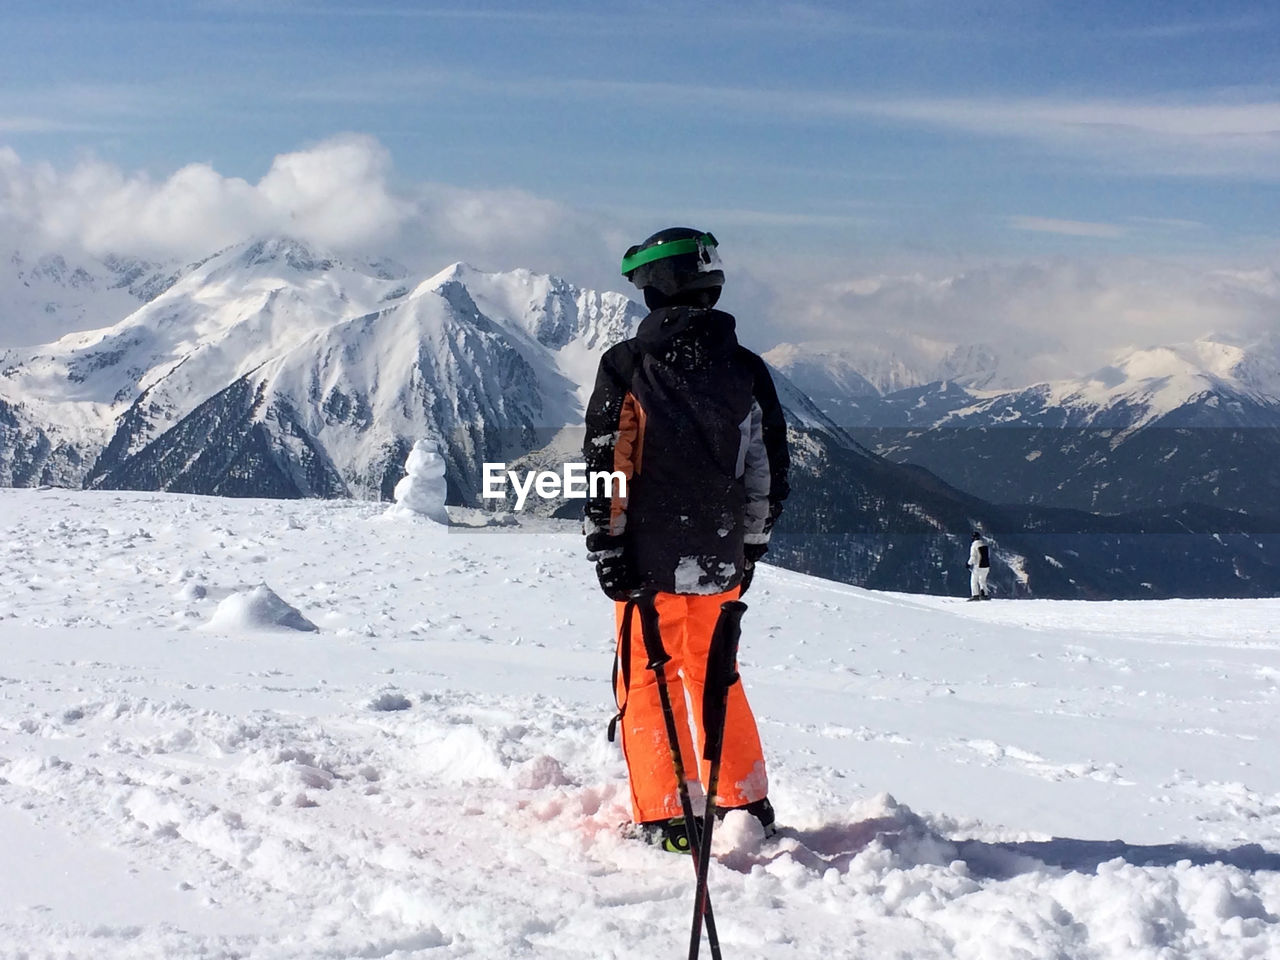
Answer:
[
  {"xmin": 5, "ymin": 1, "xmax": 1279, "ymax": 249},
  {"xmin": 3, "ymin": 1, "xmax": 1279, "ymax": 371}
]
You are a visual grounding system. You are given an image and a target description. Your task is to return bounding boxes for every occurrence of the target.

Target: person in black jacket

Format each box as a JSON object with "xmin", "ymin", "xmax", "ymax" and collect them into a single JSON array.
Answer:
[{"xmin": 583, "ymin": 227, "xmax": 789, "ymax": 851}]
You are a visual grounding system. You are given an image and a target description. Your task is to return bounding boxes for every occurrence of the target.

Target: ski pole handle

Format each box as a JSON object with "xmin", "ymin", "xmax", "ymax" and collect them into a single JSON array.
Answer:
[
  {"xmin": 701, "ymin": 600, "xmax": 746, "ymax": 762},
  {"xmin": 632, "ymin": 590, "xmax": 672, "ymax": 671}
]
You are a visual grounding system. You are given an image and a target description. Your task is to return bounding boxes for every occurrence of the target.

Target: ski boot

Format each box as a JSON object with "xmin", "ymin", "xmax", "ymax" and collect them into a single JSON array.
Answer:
[{"xmin": 630, "ymin": 816, "xmax": 700, "ymax": 854}]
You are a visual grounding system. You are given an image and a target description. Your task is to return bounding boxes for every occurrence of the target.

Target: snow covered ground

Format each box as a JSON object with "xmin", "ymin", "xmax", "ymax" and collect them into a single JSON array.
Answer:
[{"xmin": 2, "ymin": 488, "xmax": 1279, "ymax": 958}]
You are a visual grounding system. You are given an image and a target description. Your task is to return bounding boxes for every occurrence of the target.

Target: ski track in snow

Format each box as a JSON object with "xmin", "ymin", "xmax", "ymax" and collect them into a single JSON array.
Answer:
[{"xmin": 2, "ymin": 489, "xmax": 1280, "ymax": 958}]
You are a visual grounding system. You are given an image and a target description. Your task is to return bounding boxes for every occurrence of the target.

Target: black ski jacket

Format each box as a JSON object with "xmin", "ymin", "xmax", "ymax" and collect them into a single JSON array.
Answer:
[{"xmin": 583, "ymin": 306, "xmax": 790, "ymax": 594}]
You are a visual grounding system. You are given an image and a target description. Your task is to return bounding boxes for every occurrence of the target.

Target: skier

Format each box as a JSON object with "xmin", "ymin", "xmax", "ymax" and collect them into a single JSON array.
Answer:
[
  {"xmin": 583, "ymin": 227, "xmax": 789, "ymax": 852},
  {"xmin": 967, "ymin": 530, "xmax": 990, "ymax": 600}
]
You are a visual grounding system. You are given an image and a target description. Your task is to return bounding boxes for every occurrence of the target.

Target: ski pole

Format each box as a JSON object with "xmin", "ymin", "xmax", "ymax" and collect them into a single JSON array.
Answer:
[
  {"xmin": 633, "ymin": 591, "xmax": 722, "ymax": 960},
  {"xmin": 688, "ymin": 599, "xmax": 746, "ymax": 960}
]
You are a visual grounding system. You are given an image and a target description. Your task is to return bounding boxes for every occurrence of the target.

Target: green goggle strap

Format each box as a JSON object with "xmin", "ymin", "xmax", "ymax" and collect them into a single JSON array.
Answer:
[{"xmin": 620, "ymin": 234, "xmax": 717, "ymax": 276}]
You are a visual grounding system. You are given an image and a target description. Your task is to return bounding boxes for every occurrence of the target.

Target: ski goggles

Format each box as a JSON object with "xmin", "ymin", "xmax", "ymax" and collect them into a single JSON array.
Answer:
[{"xmin": 620, "ymin": 233, "xmax": 720, "ymax": 277}]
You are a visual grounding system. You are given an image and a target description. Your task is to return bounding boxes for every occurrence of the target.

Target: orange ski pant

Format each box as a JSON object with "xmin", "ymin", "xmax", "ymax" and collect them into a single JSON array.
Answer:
[{"xmin": 614, "ymin": 589, "xmax": 768, "ymax": 824}]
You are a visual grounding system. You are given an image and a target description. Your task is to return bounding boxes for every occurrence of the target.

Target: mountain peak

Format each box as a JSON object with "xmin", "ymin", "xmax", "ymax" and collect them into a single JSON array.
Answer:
[
  {"xmin": 424, "ymin": 261, "xmax": 486, "ymax": 288},
  {"xmin": 1101, "ymin": 336, "xmax": 1275, "ymax": 395},
  {"xmin": 235, "ymin": 237, "xmax": 336, "ymax": 273}
]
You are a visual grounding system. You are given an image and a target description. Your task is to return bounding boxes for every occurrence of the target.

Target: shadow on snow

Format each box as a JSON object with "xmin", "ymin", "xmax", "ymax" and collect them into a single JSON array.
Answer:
[{"xmin": 717, "ymin": 809, "xmax": 1280, "ymax": 880}]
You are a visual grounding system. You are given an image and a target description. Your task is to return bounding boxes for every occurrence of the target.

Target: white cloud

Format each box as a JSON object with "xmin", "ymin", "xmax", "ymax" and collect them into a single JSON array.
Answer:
[
  {"xmin": 547, "ymin": 79, "xmax": 1280, "ymax": 178},
  {"xmin": 0, "ymin": 135, "xmax": 638, "ymax": 338},
  {"xmin": 1126, "ymin": 216, "xmax": 1207, "ymax": 231},
  {"xmin": 1010, "ymin": 216, "xmax": 1126, "ymax": 238},
  {"xmin": 2, "ymin": 134, "xmax": 1278, "ymax": 387},
  {"xmin": 0, "ymin": 135, "xmax": 627, "ymax": 290},
  {"xmin": 760, "ymin": 257, "xmax": 1280, "ymax": 387},
  {"xmin": 837, "ymin": 95, "xmax": 1280, "ymax": 178},
  {"xmin": 257, "ymin": 136, "xmax": 404, "ymax": 250},
  {"xmin": 859, "ymin": 96, "xmax": 1280, "ymax": 141},
  {"xmin": 0, "ymin": 135, "xmax": 407, "ymax": 259}
]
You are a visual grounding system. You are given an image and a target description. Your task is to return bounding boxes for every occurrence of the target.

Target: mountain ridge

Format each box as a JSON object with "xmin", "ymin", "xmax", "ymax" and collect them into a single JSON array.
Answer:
[
  {"xmin": 3, "ymin": 236, "xmax": 1278, "ymax": 599},
  {"xmin": 815, "ymin": 335, "xmax": 1280, "ymax": 517}
]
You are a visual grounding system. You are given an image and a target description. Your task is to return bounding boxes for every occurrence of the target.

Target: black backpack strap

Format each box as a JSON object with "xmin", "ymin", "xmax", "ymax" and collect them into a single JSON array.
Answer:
[{"xmin": 607, "ymin": 599, "xmax": 636, "ymax": 743}]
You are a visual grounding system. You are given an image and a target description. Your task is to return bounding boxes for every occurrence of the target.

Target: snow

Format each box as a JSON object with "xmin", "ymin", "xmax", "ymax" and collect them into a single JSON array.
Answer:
[
  {"xmin": 205, "ymin": 584, "xmax": 319, "ymax": 633},
  {"xmin": 3, "ymin": 487, "xmax": 1280, "ymax": 957},
  {"xmin": 0, "ymin": 250, "xmax": 176, "ymax": 350}
]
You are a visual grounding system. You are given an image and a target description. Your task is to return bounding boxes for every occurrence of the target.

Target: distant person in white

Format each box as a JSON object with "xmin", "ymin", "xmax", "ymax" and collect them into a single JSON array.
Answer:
[{"xmin": 967, "ymin": 531, "xmax": 990, "ymax": 601}]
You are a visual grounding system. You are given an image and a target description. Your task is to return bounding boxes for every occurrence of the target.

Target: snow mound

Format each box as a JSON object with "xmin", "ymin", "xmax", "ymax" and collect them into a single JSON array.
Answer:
[{"xmin": 205, "ymin": 584, "xmax": 318, "ymax": 633}]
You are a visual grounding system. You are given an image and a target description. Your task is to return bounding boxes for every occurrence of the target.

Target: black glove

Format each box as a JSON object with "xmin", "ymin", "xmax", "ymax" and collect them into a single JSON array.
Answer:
[
  {"xmin": 587, "ymin": 533, "xmax": 639, "ymax": 601},
  {"xmin": 595, "ymin": 553, "xmax": 639, "ymax": 601},
  {"xmin": 739, "ymin": 543, "xmax": 768, "ymax": 597}
]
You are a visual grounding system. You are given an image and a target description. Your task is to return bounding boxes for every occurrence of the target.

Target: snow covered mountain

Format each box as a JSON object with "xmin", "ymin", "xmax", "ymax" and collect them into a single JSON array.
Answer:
[
  {"xmin": 0, "ymin": 238, "xmax": 642, "ymax": 501},
  {"xmin": 0, "ymin": 249, "xmax": 182, "ymax": 348},
  {"xmin": 810, "ymin": 334, "xmax": 1280, "ymax": 518},
  {"xmin": 764, "ymin": 337, "xmax": 1008, "ymax": 401},
  {"xmin": 760, "ymin": 343, "xmax": 882, "ymax": 400},
  {"xmin": 3, "ymin": 238, "xmax": 1279, "ymax": 599}
]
